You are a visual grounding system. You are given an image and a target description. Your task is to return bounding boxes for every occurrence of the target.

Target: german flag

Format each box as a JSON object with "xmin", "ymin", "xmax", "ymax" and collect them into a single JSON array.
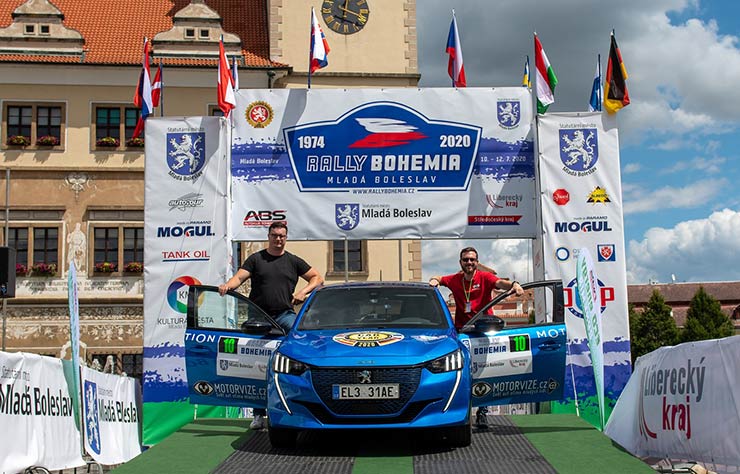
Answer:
[{"xmin": 604, "ymin": 33, "xmax": 630, "ymax": 113}]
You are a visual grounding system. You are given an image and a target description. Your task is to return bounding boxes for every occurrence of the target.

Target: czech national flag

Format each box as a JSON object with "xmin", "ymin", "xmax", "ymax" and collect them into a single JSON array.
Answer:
[
  {"xmin": 446, "ymin": 12, "xmax": 466, "ymax": 87},
  {"xmin": 132, "ymin": 37, "xmax": 153, "ymax": 138}
]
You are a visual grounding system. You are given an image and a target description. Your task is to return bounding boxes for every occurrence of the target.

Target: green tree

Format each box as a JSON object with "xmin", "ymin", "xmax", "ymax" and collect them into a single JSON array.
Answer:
[
  {"xmin": 681, "ymin": 286, "xmax": 734, "ymax": 342},
  {"xmin": 629, "ymin": 290, "xmax": 679, "ymax": 364}
]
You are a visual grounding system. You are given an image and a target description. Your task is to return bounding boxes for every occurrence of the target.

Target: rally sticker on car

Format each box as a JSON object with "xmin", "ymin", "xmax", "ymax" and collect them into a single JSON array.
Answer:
[{"xmin": 332, "ymin": 331, "xmax": 404, "ymax": 348}]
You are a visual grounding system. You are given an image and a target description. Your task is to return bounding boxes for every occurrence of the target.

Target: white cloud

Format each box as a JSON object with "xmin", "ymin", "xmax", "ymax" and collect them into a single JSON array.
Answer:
[
  {"xmin": 626, "ymin": 208, "xmax": 740, "ymax": 283},
  {"xmin": 623, "ymin": 178, "xmax": 727, "ymax": 214},
  {"xmin": 622, "ymin": 163, "xmax": 642, "ymax": 174},
  {"xmin": 661, "ymin": 156, "xmax": 726, "ymax": 174},
  {"xmin": 422, "ymin": 239, "xmax": 533, "ymax": 283}
]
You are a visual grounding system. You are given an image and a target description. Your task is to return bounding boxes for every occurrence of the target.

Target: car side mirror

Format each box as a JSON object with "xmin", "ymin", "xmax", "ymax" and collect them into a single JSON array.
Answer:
[
  {"xmin": 241, "ymin": 320, "xmax": 273, "ymax": 335},
  {"xmin": 461, "ymin": 315, "xmax": 505, "ymax": 334}
]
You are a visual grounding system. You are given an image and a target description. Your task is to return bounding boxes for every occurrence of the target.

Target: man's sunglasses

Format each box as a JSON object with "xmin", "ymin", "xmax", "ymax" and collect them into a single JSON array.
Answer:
[{"xmin": 461, "ymin": 258, "xmax": 477, "ymax": 262}]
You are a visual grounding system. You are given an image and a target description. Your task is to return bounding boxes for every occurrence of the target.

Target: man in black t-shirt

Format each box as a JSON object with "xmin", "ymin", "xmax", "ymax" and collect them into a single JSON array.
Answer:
[
  {"xmin": 218, "ymin": 222, "xmax": 323, "ymax": 332},
  {"xmin": 218, "ymin": 222, "xmax": 323, "ymax": 430}
]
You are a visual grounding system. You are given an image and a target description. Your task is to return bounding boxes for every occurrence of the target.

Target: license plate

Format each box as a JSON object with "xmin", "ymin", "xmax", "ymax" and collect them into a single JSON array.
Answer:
[{"xmin": 332, "ymin": 383, "xmax": 400, "ymax": 400}]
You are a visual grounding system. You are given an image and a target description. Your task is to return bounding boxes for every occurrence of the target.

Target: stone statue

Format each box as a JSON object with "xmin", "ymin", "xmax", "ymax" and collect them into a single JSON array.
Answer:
[{"xmin": 67, "ymin": 222, "xmax": 86, "ymax": 273}]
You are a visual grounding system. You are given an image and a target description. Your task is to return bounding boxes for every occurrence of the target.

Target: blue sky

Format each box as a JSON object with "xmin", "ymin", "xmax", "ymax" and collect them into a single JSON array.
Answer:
[{"xmin": 417, "ymin": 0, "xmax": 740, "ymax": 285}]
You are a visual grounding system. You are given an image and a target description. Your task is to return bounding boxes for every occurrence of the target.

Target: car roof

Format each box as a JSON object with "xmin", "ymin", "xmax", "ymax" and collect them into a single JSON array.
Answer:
[{"xmin": 316, "ymin": 281, "xmax": 432, "ymax": 291}]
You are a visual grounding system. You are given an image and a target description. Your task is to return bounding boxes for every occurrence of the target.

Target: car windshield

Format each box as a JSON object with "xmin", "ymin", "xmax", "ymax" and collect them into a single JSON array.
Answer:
[{"xmin": 297, "ymin": 286, "xmax": 448, "ymax": 330}]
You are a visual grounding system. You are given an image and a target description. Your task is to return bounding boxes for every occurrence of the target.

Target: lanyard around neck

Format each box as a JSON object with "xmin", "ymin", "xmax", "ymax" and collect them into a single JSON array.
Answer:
[{"xmin": 462, "ymin": 270, "xmax": 476, "ymax": 302}]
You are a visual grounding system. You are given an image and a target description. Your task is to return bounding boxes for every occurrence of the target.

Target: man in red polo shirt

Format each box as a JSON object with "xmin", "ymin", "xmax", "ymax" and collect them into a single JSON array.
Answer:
[{"xmin": 429, "ymin": 246, "xmax": 523, "ymax": 330}]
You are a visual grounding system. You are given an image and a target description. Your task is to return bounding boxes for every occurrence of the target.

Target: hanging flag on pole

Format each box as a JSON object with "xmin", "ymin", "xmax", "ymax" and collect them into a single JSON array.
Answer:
[
  {"xmin": 446, "ymin": 10, "xmax": 466, "ymax": 87},
  {"xmin": 217, "ymin": 36, "xmax": 236, "ymax": 117},
  {"xmin": 522, "ymin": 55, "xmax": 531, "ymax": 88},
  {"xmin": 604, "ymin": 32, "xmax": 630, "ymax": 114},
  {"xmin": 308, "ymin": 7, "xmax": 330, "ymax": 88},
  {"xmin": 151, "ymin": 63, "xmax": 163, "ymax": 113},
  {"xmin": 132, "ymin": 37, "xmax": 153, "ymax": 138},
  {"xmin": 231, "ymin": 56, "xmax": 239, "ymax": 91},
  {"xmin": 588, "ymin": 55, "xmax": 602, "ymax": 112},
  {"xmin": 534, "ymin": 33, "xmax": 557, "ymax": 114}
]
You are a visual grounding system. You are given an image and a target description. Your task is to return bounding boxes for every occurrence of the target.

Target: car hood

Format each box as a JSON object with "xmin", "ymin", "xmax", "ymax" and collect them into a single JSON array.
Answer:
[{"xmin": 278, "ymin": 328, "xmax": 461, "ymax": 367}]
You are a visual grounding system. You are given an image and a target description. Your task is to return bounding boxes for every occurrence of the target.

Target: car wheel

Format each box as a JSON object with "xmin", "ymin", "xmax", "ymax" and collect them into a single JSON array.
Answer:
[
  {"xmin": 267, "ymin": 421, "xmax": 298, "ymax": 449},
  {"xmin": 445, "ymin": 416, "xmax": 472, "ymax": 447}
]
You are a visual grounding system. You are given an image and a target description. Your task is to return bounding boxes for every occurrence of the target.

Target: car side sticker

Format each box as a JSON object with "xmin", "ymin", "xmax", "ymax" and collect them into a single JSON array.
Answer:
[{"xmin": 333, "ymin": 331, "xmax": 404, "ymax": 347}]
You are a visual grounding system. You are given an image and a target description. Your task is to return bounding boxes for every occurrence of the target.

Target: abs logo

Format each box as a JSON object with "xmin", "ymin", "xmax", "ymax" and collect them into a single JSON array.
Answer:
[
  {"xmin": 83, "ymin": 380, "xmax": 101, "ymax": 454},
  {"xmin": 559, "ymin": 128, "xmax": 598, "ymax": 176},
  {"xmin": 166, "ymin": 132, "xmax": 206, "ymax": 181},
  {"xmin": 597, "ymin": 244, "xmax": 616, "ymax": 262},
  {"xmin": 284, "ymin": 102, "xmax": 481, "ymax": 191},
  {"xmin": 497, "ymin": 100, "xmax": 521, "ymax": 129},
  {"xmin": 563, "ymin": 277, "xmax": 615, "ymax": 319},
  {"xmin": 242, "ymin": 209, "xmax": 286, "ymax": 228},
  {"xmin": 336, "ymin": 203, "xmax": 360, "ymax": 230},
  {"xmin": 167, "ymin": 276, "xmax": 202, "ymax": 314}
]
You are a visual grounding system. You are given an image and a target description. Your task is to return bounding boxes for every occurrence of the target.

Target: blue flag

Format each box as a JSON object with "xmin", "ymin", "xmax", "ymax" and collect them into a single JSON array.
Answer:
[{"xmin": 588, "ymin": 57, "xmax": 601, "ymax": 112}]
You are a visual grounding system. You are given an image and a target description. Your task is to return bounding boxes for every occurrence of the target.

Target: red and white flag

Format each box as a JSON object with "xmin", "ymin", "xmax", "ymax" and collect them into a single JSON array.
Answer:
[
  {"xmin": 217, "ymin": 36, "xmax": 236, "ymax": 117},
  {"xmin": 309, "ymin": 7, "xmax": 330, "ymax": 75},
  {"xmin": 151, "ymin": 63, "xmax": 162, "ymax": 108},
  {"xmin": 446, "ymin": 11, "xmax": 466, "ymax": 87},
  {"xmin": 132, "ymin": 37, "xmax": 153, "ymax": 138}
]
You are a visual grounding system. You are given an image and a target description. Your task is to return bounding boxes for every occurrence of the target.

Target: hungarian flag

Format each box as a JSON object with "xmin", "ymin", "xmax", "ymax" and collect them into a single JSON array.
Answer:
[
  {"xmin": 446, "ymin": 12, "xmax": 466, "ymax": 87},
  {"xmin": 604, "ymin": 33, "xmax": 630, "ymax": 113},
  {"xmin": 151, "ymin": 63, "xmax": 162, "ymax": 108},
  {"xmin": 534, "ymin": 34, "xmax": 557, "ymax": 114},
  {"xmin": 132, "ymin": 37, "xmax": 153, "ymax": 138},
  {"xmin": 309, "ymin": 7, "xmax": 330, "ymax": 74},
  {"xmin": 217, "ymin": 36, "xmax": 236, "ymax": 117}
]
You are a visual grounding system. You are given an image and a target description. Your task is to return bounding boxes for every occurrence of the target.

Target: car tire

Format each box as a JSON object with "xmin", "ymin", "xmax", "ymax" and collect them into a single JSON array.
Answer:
[
  {"xmin": 267, "ymin": 421, "xmax": 298, "ymax": 449},
  {"xmin": 445, "ymin": 416, "xmax": 472, "ymax": 448}
]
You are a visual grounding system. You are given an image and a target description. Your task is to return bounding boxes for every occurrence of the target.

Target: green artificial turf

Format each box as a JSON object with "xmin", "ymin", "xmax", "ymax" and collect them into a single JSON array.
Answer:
[
  {"xmin": 511, "ymin": 414, "xmax": 654, "ymax": 474},
  {"xmin": 112, "ymin": 419, "xmax": 253, "ymax": 474}
]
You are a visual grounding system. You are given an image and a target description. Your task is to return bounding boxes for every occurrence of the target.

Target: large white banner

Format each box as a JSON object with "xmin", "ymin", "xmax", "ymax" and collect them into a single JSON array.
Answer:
[
  {"xmin": 605, "ymin": 337, "xmax": 740, "ymax": 467},
  {"xmin": 231, "ymin": 88, "xmax": 536, "ymax": 240},
  {"xmin": 535, "ymin": 112, "xmax": 631, "ymax": 425},
  {"xmin": 81, "ymin": 366, "xmax": 141, "ymax": 465},
  {"xmin": 142, "ymin": 117, "xmax": 230, "ymax": 439},
  {"xmin": 0, "ymin": 351, "xmax": 85, "ymax": 473}
]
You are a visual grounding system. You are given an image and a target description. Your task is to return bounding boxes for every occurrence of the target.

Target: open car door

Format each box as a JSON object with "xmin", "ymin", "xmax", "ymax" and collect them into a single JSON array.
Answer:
[
  {"xmin": 459, "ymin": 280, "xmax": 567, "ymax": 407},
  {"xmin": 184, "ymin": 285, "xmax": 285, "ymax": 409}
]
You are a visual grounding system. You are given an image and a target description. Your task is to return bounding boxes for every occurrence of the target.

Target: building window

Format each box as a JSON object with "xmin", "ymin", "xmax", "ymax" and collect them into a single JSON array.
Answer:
[
  {"xmin": 34, "ymin": 227, "xmax": 58, "ymax": 265},
  {"xmin": 8, "ymin": 228, "xmax": 28, "ymax": 269},
  {"xmin": 6, "ymin": 224, "xmax": 61, "ymax": 275},
  {"xmin": 329, "ymin": 240, "xmax": 367, "ymax": 274},
  {"xmin": 122, "ymin": 353, "xmax": 143, "ymax": 379},
  {"xmin": 93, "ymin": 105, "xmax": 141, "ymax": 149},
  {"xmin": 90, "ymin": 223, "xmax": 143, "ymax": 275},
  {"xmin": 4, "ymin": 103, "xmax": 65, "ymax": 148},
  {"xmin": 40, "ymin": 24, "xmax": 50, "ymax": 35},
  {"xmin": 24, "ymin": 24, "xmax": 34, "ymax": 34},
  {"xmin": 209, "ymin": 105, "xmax": 224, "ymax": 117},
  {"xmin": 185, "ymin": 28, "xmax": 195, "ymax": 38},
  {"xmin": 199, "ymin": 28, "xmax": 209, "ymax": 39}
]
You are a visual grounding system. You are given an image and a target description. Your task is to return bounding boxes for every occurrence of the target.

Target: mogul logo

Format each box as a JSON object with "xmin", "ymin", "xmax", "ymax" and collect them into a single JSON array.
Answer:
[
  {"xmin": 639, "ymin": 357, "xmax": 706, "ymax": 440},
  {"xmin": 497, "ymin": 100, "xmax": 521, "ymax": 129},
  {"xmin": 559, "ymin": 127, "xmax": 598, "ymax": 176},
  {"xmin": 563, "ymin": 277, "xmax": 615, "ymax": 319},
  {"xmin": 157, "ymin": 222, "xmax": 215, "ymax": 237},
  {"xmin": 554, "ymin": 217, "xmax": 612, "ymax": 233},
  {"xmin": 166, "ymin": 131, "xmax": 206, "ymax": 181},
  {"xmin": 284, "ymin": 102, "xmax": 480, "ymax": 191}
]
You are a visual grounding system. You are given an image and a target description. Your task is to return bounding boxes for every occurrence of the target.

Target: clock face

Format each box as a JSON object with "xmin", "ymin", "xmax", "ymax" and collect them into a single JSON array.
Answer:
[{"xmin": 321, "ymin": 0, "xmax": 370, "ymax": 35}]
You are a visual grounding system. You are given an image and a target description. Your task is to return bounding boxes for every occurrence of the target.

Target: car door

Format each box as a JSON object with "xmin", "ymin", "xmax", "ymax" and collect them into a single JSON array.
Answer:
[
  {"xmin": 459, "ymin": 280, "xmax": 567, "ymax": 407},
  {"xmin": 184, "ymin": 285, "xmax": 284, "ymax": 409}
]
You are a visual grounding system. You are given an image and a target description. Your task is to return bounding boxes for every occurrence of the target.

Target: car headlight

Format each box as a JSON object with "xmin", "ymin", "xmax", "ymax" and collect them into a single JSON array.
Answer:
[
  {"xmin": 272, "ymin": 353, "xmax": 308, "ymax": 376},
  {"xmin": 425, "ymin": 349, "xmax": 463, "ymax": 373}
]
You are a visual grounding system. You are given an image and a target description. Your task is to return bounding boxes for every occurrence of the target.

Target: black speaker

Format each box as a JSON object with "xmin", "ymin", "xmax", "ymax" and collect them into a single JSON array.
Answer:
[{"xmin": 0, "ymin": 246, "xmax": 16, "ymax": 298}]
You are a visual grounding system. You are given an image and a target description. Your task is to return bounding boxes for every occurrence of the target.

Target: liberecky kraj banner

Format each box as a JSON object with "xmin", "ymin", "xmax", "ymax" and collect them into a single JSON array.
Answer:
[
  {"xmin": 231, "ymin": 87, "xmax": 536, "ymax": 240},
  {"xmin": 535, "ymin": 112, "xmax": 631, "ymax": 429},
  {"xmin": 81, "ymin": 366, "xmax": 142, "ymax": 465},
  {"xmin": 605, "ymin": 337, "xmax": 740, "ymax": 467},
  {"xmin": 0, "ymin": 351, "xmax": 85, "ymax": 473},
  {"xmin": 143, "ymin": 117, "xmax": 231, "ymax": 445}
]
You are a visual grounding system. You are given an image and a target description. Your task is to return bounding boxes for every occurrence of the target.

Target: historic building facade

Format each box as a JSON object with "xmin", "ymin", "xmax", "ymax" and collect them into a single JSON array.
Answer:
[{"xmin": 0, "ymin": 0, "xmax": 420, "ymax": 375}]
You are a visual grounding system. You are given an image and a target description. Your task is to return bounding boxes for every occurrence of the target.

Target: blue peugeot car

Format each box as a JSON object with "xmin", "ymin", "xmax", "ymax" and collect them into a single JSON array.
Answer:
[{"xmin": 184, "ymin": 280, "xmax": 566, "ymax": 448}]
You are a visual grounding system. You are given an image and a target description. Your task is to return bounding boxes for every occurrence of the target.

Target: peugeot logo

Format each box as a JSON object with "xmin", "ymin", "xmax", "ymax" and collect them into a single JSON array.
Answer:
[{"xmin": 358, "ymin": 370, "xmax": 372, "ymax": 384}]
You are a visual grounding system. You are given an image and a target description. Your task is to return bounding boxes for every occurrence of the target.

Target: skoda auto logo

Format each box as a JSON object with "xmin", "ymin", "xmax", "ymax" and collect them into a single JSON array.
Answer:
[{"xmin": 358, "ymin": 370, "xmax": 372, "ymax": 384}]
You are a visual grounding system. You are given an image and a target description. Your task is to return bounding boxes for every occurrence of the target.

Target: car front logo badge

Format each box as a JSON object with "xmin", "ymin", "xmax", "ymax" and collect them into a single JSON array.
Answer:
[{"xmin": 358, "ymin": 370, "xmax": 372, "ymax": 384}]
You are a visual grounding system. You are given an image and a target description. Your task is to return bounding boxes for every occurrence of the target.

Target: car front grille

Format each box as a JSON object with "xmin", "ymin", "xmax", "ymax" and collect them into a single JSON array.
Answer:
[{"xmin": 310, "ymin": 366, "xmax": 421, "ymax": 415}]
